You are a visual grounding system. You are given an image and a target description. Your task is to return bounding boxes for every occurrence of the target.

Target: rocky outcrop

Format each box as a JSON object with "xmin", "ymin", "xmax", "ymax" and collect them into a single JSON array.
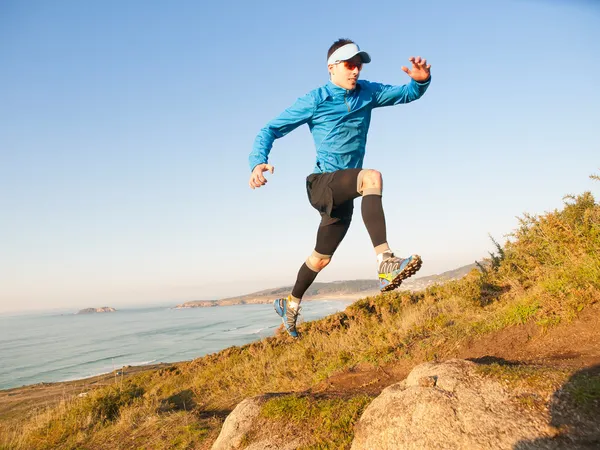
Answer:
[
  {"xmin": 214, "ymin": 359, "xmax": 592, "ymax": 449},
  {"xmin": 351, "ymin": 359, "xmax": 554, "ymax": 450},
  {"xmin": 76, "ymin": 307, "xmax": 116, "ymax": 314}
]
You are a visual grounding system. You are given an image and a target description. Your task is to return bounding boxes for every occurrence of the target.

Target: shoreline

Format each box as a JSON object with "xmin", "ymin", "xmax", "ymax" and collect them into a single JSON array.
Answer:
[
  {"xmin": 57, "ymin": 359, "xmax": 158, "ymax": 384},
  {"xmin": 0, "ymin": 294, "xmax": 362, "ymax": 393},
  {"xmin": 0, "ymin": 297, "xmax": 365, "ymax": 419},
  {"xmin": 2, "ymin": 297, "xmax": 362, "ymax": 392},
  {"xmin": 0, "ymin": 361, "xmax": 172, "ymax": 422}
]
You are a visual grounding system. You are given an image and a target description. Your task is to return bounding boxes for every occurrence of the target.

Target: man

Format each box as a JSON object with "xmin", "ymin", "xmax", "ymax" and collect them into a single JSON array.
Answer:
[{"xmin": 249, "ymin": 38, "xmax": 431, "ymax": 338}]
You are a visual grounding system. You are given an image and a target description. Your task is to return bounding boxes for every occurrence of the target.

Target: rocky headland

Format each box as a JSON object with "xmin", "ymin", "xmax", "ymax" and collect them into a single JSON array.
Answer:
[
  {"xmin": 75, "ymin": 307, "xmax": 116, "ymax": 314},
  {"xmin": 176, "ymin": 263, "xmax": 476, "ymax": 309}
]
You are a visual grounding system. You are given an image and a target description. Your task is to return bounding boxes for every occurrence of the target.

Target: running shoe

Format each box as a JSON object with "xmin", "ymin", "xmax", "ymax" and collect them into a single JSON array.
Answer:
[
  {"xmin": 273, "ymin": 295, "xmax": 300, "ymax": 338},
  {"xmin": 378, "ymin": 254, "xmax": 423, "ymax": 292}
]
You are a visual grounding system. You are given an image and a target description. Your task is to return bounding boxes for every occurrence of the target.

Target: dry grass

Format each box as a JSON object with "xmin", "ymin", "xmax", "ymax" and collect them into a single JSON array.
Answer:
[{"xmin": 257, "ymin": 393, "xmax": 373, "ymax": 449}]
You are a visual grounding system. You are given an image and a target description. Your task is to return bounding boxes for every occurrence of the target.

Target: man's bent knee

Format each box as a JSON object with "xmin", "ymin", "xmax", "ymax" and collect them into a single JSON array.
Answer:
[
  {"xmin": 307, "ymin": 251, "xmax": 331, "ymax": 272},
  {"xmin": 357, "ymin": 169, "xmax": 383, "ymax": 195}
]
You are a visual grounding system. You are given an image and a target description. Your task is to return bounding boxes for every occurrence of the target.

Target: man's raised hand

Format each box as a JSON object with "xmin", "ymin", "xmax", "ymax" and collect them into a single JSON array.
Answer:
[
  {"xmin": 249, "ymin": 163, "xmax": 275, "ymax": 189},
  {"xmin": 401, "ymin": 56, "xmax": 431, "ymax": 82}
]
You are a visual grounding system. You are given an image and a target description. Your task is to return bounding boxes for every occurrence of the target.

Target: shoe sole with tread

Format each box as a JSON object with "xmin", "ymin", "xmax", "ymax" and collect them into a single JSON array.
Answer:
[{"xmin": 380, "ymin": 255, "xmax": 423, "ymax": 292}]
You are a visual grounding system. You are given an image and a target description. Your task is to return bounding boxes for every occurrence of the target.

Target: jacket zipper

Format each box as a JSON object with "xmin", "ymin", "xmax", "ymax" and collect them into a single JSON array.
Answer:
[{"xmin": 344, "ymin": 91, "xmax": 351, "ymax": 112}]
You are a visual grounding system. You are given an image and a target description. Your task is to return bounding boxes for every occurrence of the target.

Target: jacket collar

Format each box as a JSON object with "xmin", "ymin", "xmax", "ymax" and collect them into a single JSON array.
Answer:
[{"xmin": 325, "ymin": 80, "xmax": 361, "ymax": 98}]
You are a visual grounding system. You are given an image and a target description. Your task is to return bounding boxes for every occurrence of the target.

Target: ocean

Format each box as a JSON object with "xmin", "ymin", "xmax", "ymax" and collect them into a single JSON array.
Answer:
[{"xmin": 0, "ymin": 299, "xmax": 354, "ymax": 390}]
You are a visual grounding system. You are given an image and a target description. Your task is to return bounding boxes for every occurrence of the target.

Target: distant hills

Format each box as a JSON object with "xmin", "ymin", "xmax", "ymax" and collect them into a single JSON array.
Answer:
[{"xmin": 176, "ymin": 263, "xmax": 478, "ymax": 308}]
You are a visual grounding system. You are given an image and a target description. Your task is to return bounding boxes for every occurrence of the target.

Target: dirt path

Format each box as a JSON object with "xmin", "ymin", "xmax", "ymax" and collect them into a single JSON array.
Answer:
[{"xmin": 313, "ymin": 304, "xmax": 600, "ymax": 397}]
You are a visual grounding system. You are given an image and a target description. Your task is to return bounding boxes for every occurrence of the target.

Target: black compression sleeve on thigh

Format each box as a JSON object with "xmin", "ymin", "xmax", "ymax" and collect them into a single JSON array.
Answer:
[
  {"xmin": 315, "ymin": 218, "xmax": 352, "ymax": 256},
  {"xmin": 292, "ymin": 263, "xmax": 319, "ymax": 299},
  {"xmin": 362, "ymin": 194, "xmax": 387, "ymax": 247}
]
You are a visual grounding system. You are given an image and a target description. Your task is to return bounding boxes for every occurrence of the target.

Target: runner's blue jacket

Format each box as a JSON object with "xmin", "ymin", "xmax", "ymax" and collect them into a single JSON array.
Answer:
[{"xmin": 249, "ymin": 77, "xmax": 430, "ymax": 173}]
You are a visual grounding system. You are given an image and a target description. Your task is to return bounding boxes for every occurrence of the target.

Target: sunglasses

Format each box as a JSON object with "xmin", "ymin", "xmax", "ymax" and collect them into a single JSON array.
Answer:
[{"xmin": 342, "ymin": 60, "xmax": 362, "ymax": 71}]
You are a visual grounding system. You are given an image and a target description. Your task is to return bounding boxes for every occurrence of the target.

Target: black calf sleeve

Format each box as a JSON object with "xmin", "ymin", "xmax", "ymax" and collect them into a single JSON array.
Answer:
[
  {"xmin": 292, "ymin": 263, "xmax": 319, "ymax": 299},
  {"xmin": 362, "ymin": 194, "xmax": 387, "ymax": 247}
]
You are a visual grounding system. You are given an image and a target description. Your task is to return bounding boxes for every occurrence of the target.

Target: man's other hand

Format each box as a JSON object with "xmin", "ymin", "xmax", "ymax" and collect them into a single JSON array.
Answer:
[
  {"xmin": 401, "ymin": 56, "xmax": 431, "ymax": 82},
  {"xmin": 249, "ymin": 163, "xmax": 275, "ymax": 189}
]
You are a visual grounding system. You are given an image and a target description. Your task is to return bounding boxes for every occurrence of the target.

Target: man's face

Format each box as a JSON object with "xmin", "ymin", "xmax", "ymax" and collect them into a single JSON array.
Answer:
[{"xmin": 328, "ymin": 55, "xmax": 363, "ymax": 90}]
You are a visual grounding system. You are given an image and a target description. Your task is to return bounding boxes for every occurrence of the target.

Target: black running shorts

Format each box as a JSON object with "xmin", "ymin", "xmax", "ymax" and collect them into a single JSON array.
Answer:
[{"xmin": 306, "ymin": 168, "xmax": 363, "ymax": 255}]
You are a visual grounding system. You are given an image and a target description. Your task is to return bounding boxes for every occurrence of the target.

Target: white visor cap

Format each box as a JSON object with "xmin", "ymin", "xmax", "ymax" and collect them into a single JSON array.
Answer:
[{"xmin": 327, "ymin": 43, "xmax": 371, "ymax": 65}]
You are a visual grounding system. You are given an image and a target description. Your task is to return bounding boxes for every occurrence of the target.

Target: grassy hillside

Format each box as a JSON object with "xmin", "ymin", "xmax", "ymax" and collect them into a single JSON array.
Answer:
[{"xmin": 1, "ymin": 177, "xmax": 599, "ymax": 450}]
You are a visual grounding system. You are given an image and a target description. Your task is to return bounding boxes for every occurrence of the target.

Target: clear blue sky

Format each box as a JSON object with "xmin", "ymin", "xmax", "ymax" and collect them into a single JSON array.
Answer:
[{"xmin": 1, "ymin": 0, "xmax": 598, "ymax": 313}]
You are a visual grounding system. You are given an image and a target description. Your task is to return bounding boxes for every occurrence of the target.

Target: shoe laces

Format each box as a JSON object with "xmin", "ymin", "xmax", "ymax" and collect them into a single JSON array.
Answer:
[
  {"xmin": 379, "ymin": 254, "xmax": 403, "ymax": 273},
  {"xmin": 285, "ymin": 304, "xmax": 301, "ymax": 330}
]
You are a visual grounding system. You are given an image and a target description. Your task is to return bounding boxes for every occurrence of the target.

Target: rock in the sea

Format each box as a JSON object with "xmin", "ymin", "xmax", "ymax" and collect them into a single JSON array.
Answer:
[
  {"xmin": 76, "ymin": 307, "xmax": 116, "ymax": 314},
  {"xmin": 351, "ymin": 359, "xmax": 554, "ymax": 450}
]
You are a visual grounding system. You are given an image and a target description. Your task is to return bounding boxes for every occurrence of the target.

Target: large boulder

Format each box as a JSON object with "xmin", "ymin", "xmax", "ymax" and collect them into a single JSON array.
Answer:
[{"xmin": 351, "ymin": 359, "xmax": 554, "ymax": 450}]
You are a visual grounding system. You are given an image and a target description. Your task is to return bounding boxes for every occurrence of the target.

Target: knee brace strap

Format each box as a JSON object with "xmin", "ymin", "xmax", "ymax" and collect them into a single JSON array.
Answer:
[{"xmin": 306, "ymin": 250, "xmax": 331, "ymax": 272}]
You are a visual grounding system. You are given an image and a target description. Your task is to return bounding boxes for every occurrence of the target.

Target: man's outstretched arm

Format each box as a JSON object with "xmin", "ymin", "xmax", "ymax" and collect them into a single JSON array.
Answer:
[
  {"xmin": 248, "ymin": 93, "xmax": 315, "ymax": 189},
  {"xmin": 371, "ymin": 56, "xmax": 432, "ymax": 108}
]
